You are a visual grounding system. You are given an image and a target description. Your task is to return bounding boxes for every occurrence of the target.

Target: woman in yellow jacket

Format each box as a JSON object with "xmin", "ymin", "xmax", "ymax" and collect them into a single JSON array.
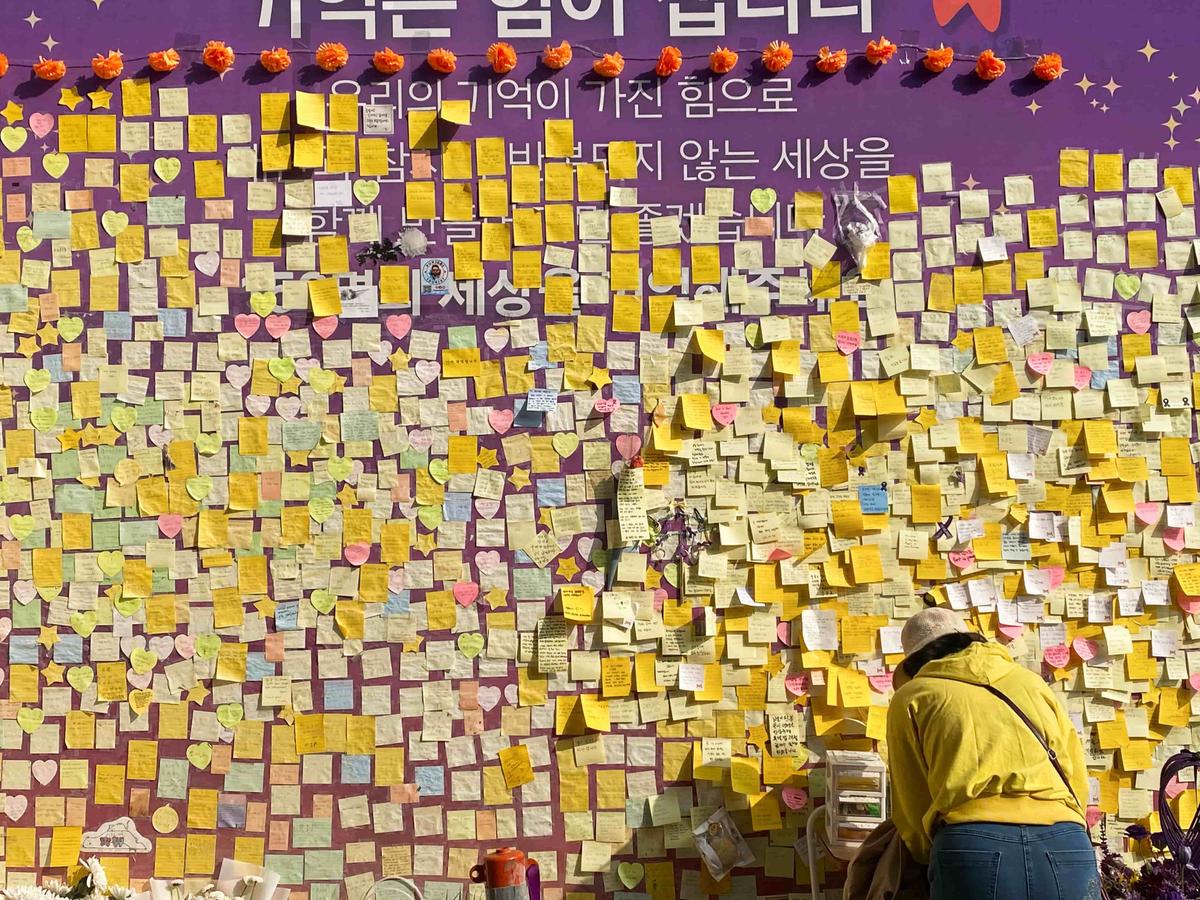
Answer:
[{"xmin": 886, "ymin": 607, "xmax": 1100, "ymax": 900}]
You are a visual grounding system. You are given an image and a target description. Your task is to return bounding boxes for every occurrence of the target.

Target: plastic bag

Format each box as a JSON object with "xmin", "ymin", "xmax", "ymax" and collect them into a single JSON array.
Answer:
[{"xmin": 834, "ymin": 188, "xmax": 885, "ymax": 271}]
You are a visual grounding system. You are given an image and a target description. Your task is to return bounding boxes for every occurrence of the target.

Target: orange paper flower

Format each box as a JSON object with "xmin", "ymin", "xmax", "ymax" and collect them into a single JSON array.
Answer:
[
  {"xmin": 593, "ymin": 52, "xmax": 624, "ymax": 78},
  {"xmin": 761, "ymin": 40, "xmax": 793, "ymax": 74},
  {"xmin": 372, "ymin": 48, "xmax": 405, "ymax": 75},
  {"xmin": 315, "ymin": 42, "xmax": 349, "ymax": 72},
  {"xmin": 33, "ymin": 57, "xmax": 65, "ymax": 81},
  {"xmin": 865, "ymin": 36, "xmax": 897, "ymax": 65},
  {"xmin": 814, "ymin": 46, "xmax": 847, "ymax": 74},
  {"xmin": 202, "ymin": 41, "xmax": 235, "ymax": 74},
  {"xmin": 1033, "ymin": 52, "xmax": 1064, "ymax": 81},
  {"xmin": 655, "ymin": 46, "xmax": 682, "ymax": 77},
  {"xmin": 0, "ymin": 54, "xmax": 11, "ymax": 78},
  {"xmin": 709, "ymin": 46, "xmax": 738, "ymax": 74},
  {"xmin": 91, "ymin": 51, "xmax": 123, "ymax": 80},
  {"xmin": 148, "ymin": 49, "xmax": 181, "ymax": 72},
  {"xmin": 542, "ymin": 40, "xmax": 572, "ymax": 70},
  {"xmin": 974, "ymin": 49, "xmax": 1005, "ymax": 81},
  {"xmin": 259, "ymin": 47, "xmax": 291, "ymax": 74},
  {"xmin": 487, "ymin": 41, "xmax": 518, "ymax": 75},
  {"xmin": 427, "ymin": 48, "xmax": 457, "ymax": 74},
  {"xmin": 923, "ymin": 44, "xmax": 954, "ymax": 73}
]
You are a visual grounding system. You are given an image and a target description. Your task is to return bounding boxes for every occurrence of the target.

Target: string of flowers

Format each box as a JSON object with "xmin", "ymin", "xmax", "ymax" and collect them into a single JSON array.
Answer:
[{"xmin": 6, "ymin": 38, "xmax": 1064, "ymax": 84}]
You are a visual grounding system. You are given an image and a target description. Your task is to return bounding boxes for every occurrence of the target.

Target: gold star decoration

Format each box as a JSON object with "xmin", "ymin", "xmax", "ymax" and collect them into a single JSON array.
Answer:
[
  {"xmin": 38, "ymin": 625, "xmax": 60, "ymax": 649},
  {"xmin": 587, "ymin": 368, "xmax": 612, "ymax": 389},
  {"xmin": 254, "ymin": 597, "xmax": 278, "ymax": 619},
  {"xmin": 95, "ymin": 424, "xmax": 121, "ymax": 446},
  {"xmin": 538, "ymin": 508, "xmax": 554, "ymax": 528},
  {"xmin": 414, "ymin": 531, "xmax": 438, "ymax": 556},
  {"xmin": 58, "ymin": 87, "xmax": 85, "ymax": 111},
  {"xmin": 0, "ymin": 100, "xmax": 24, "ymax": 125},
  {"xmin": 389, "ymin": 347, "xmax": 410, "ymax": 369},
  {"xmin": 41, "ymin": 661, "xmax": 65, "ymax": 685},
  {"xmin": 88, "ymin": 88, "xmax": 114, "ymax": 110},
  {"xmin": 336, "ymin": 484, "xmax": 358, "ymax": 508},
  {"xmin": 36, "ymin": 322, "xmax": 58, "ymax": 346},
  {"xmin": 1026, "ymin": 99, "xmax": 1042, "ymax": 115},
  {"xmin": 508, "ymin": 467, "xmax": 531, "ymax": 490},
  {"xmin": 1104, "ymin": 77, "xmax": 1122, "ymax": 95},
  {"xmin": 555, "ymin": 556, "xmax": 580, "ymax": 580},
  {"xmin": 746, "ymin": 723, "xmax": 769, "ymax": 749},
  {"xmin": 484, "ymin": 587, "xmax": 508, "ymax": 609},
  {"xmin": 1138, "ymin": 40, "xmax": 1159, "ymax": 61},
  {"xmin": 476, "ymin": 446, "xmax": 499, "ymax": 468},
  {"xmin": 16, "ymin": 335, "xmax": 40, "ymax": 358},
  {"xmin": 187, "ymin": 684, "xmax": 211, "ymax": 704},
  {"xmin": 643, "ymin": 568, "xmax": 663, "ymax": 591},
  {"xmin": 286, "ymin": 450, "xmax": 311, "ymax": 467},
  {"xmin": 57, "ymin": 428, "xmax": 82, "ymax": 451}
]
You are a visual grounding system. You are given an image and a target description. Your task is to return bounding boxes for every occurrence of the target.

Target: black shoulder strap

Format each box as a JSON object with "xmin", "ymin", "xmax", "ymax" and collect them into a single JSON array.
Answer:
[{"xmin": 978, "ymin": 682, "xmax": 1080, "ymax": 807}]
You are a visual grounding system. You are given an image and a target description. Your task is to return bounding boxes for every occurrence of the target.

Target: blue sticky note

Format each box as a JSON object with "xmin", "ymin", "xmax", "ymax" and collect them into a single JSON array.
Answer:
[
  {"xmin": 323, "ymin": 679, "xmax": 355, "ymax": 710},
  {"xmin": 275, "ymin": 601, "xmax": 300, "ymax": 631},
  {"xmin": 858, "ymin": 485, "xmax": 888, "ymax": 514},
  {"xmin": 102, "ymin": 311, "xmax": 133, "ymax": 340},
  {"xmin": 612, "ymin": 376, "xmax": 642, "ymax": 404},
  {"xmin": 513, "ymin": 397, "xmax": 544, "ymax": 428},
  {"xmin": 53, "ymin": 634, "xmax": 84, "ymax": 664},
  {"xmin": 9, "ymin": 635, "xmax": 39, "ymax": 665},
  {"xmin": 342, "ymin": 755, "xmax": 372, "ymax": 784},
  {"xmin": 536, "ymin": 478, "xmax": 566, "ymax": 507},
  {"xmin": 414, "ymin": 765, "xmax": 445, "ymax": 796},
  {"xmin": 443, "ymin": 492, "xmax": 472, "ymax": 521},
  {"xmin": 384, "ymin": 591, "xmax": 410, "ymax": 615},
  {"xmin": 529, "ymin": 341, "xmax": 552, "ymax": 370},
  {"xmin": 246, "ymin": 653, "xmax": 275, "ymax": 681}
]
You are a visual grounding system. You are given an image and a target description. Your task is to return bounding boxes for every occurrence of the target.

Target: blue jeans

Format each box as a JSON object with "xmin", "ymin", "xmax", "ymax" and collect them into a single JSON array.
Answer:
[{"xmin": 929, "ymin": 823, "xmax": 1101, "ymax": 900}]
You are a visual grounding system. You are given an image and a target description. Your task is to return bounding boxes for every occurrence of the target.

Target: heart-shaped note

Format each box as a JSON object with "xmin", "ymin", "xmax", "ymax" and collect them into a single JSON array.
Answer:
[
  {"xmin": 217, "ymin": 703, "xmax": 244, "ymax": 729},
  {"xmin": 1114, "ymin": 272, "xmax": 1141, "ymax": 300},
  {"xmin": 98, "ymin": 550, "xmax": 125, "ymax": 576},
  {"xmin": 1043, "ymin": 645, "xmax": 1071, "ymax": 669},
  {"xmin": 186, "ymin": 475, "xmax": 213, "ymax": 500},
  {"xmin": 457, "ymin": 633, "xmax": 485, "ymax": 658},
  {"xmin": 32, "ymin": 760, "xmax": 57, "ymax": 785},
  {"xmin": 42, "ymin": 152, "xmax": 69, "ymax": 178},
  {"xmin": 750, "ymin": 187, "xmax": 777, "ymax": 213},
  {"xmin": 418, "ymin": 505, "xmax": 444, "ymax": 530},
  {"xmin": 711, "ymin": 403, "xmax": 738, "ymax": 426},
  {"xmin": 553, "ymin": 432, "xmax": 580, "ymax": 457},
  {"xmin": 158, "ymin": 514, "xmax": 184, "ymax": 538},
  {"xmin": 67, "ymin": 666, "xmax": 93, "ymax": 692},
  {"xmin": 386, "ymin": 314, "xmax": 412, "ymax": 339},
  {"xmin": 615, "ymin": 434, "xmax": 642, "ymax": 461},
  {"xmin": 17, "ymin": 707, "xmax": 44, "ymax": 733},
  {"xmin": 415, "ymin": 360, "xmax": 440, "ymax": 384},
  {"xmin": 309, "ymin": 368, "xmax": 336, "ymax": 393},
  {"xmin": 5, "ymin": 795, "xmax": 28, "ymax": 821},
  {"xmin": 593, "ymin": 396, "xmax": 620, "ymax": 415},
  {"xmin": 187, "ymin": 743, "xmax": 213, "ymax": 769},
  {"xmin": 1165, "ymin": 527, "xmax": 1187, "ymax": 551},
  {"xmin": 617, "ymin": 863, "xmax": 645, "ymax": 890},
  {"xmin": 478, "ymin": 685, "xmax": 502, "ymax": 711},
  {"xmin": 313, "ymin": 316, "xmax": 338, "ymax": 338},
  {"xmin": 948, "ymin": 549, "xmax": 976, "ymax": 570},
  {"xmin": 1027, "ymin": 352, "xmax": 1054, "ymax": 376},
  {"xmin": 453, "ymin": 581, "xmax": 480, "ymax": 607},
  {"xmin": 310, "ymin": 589, "xmax": 336, "ymax": 614},
  {"xmin": 29, "ymin": 113, "xmax": 54, "ymax": 138},
  {"xmin": 23, "ymin": 369, "xmax": 50, "ymax": 393},
  {"xmin": 194, "ymin": 251, "xmax": 220, "ymax": 277},
  {"xmin": 484, "ymin": 327, "xmax": 510, "ymax": 352},
  {"xmin": 835, "ymin": 331, "xmax": 861, "ymax": 354},
  {"xmin": 1072, "ymin": 637, "xmax": 1098, "ymax": 661},
  {"xmin": 234, "ymin": 314, "xmax": 260, "ymax": 338},
  {"xmin": 70, "ymin": 611, "xmax": 98, "ymax": 637},
  {"xmin": 265, "ymin": 315, "xmax": 291, "ymax": 339},
  {"xmin": 489, "ymin": 408, "xmax": 514, "ymax": 434},
  {"xmin": 781, "ymin": 787, "xmax": 809, "ymax": 810},
  {"xmin": 344, "ymin": 543, "xmax": 370, "ymax": 566},
  {"xmin": 174, "ymin": 634, "xmax": 196, "ymax": 658},
  {"xmin": 129, "ymin": 689, "xmax": 154, "ymax": 716},
  {"xmin": 1, "ymin": 125, "xmax": 27, "ymax": 151},
  {"xmin": 131, "ymin": 647, "xmax": 159, "ymax": 675},
  {"xmin": 101, "ymin": 210, "xmax": 129, "ymax": 236},
  {"xmin": 309, "ymin": 498, "xmax": 335, "ymax": 523},
  {"xmin": 110, "ymin": 406, "xmax": 136, "ymax": 432},
  {"xmin": 1126, "ymin": 310, "xmax": 1151, "ymax": 334},
  {"xmin": 1135, "ymin": 502, "xmax": 1163, "ymax": 526},
  {"xmin": 249, "ymin": 291, "xmax": 276, "ymax": 316},
  {"xmin": 58, "ymin": 316, "xmax": 84, "ymax": 342},
  {"xmin": 353, "ymin": 179, "xmax": 380, "ymax": 204},
  {"xmin": 154, "ymin": 156, "xmax": 181, "ymax": 183},
  {"xmin": 195, "ymin": 634, "xmax": 222, "ymax": 659},
  {"xmin": 268, "ymin": 357, "xmax": 296, "ymax": 382},
  {"xmin": 16, "ymin": 226, "xmax": 41, "ymax": 252}
]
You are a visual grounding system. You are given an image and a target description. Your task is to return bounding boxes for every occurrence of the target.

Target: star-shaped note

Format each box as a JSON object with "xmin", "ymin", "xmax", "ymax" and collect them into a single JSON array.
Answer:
[
  {"xmin": 41, "ymin": 661, "xmax": 65, "ymax": 685},
  {"xmin": 287, "ymin": 450, "xmax": 311, "ymax": 467},
  {"xmin": 254, "ymin": 598, "xmax": 278, "ymax": 619},
  {"xmin": 484, "ymin": 587, "xmax": 508, "ymax": 609},
  {"xmin": 0, "ymin": 100, "xmax": 24, "ymax": 125},
  {"xmin": 403, "ymin": 636, "xmax": 425, "ymax": 652},
  {"xmin": 58, "ymin": 87, "xmax": 85, "ymax": 111},
  {"xmin": 37, "ymin": 322, "xmax": 58, "ymax": 346},
  {"xmin": 555, "ymin": 556, "xmax": 580, "ymax": 580},
  {"xmin": 58, "ymin": 428, "xmax": 82, "ymax": 451},
  {"xmin": 914, "ymin": 408, "xmax": 939, "ymax": 430},
  {"xmin": 389, "ymin": 347, "xmax": 410, "ymax": 370},
  {"xmin": 538, "ymin": 508, "xmax": 554, "ymax": 528},
  {"xmin": 88, "ymin": 88, "xmax": 114, "ymax": 110},
  {"xmin": 16, "ymin": 335, "xmax": 39, "ymax": 358},
  {"xmin": 414, "ymin": 531, "xmax": 438, "ymax": 555},
  {"xmin": 336, "ymin": 484, "xmax": 357, "ymax": 508},
  {"xmin": 477, "ymin": 447, "xmax": 499, "ymax": 468},
  {"xmin": 588, "ymin": 367, "xmax": 612, "ymax": 389},
  {"xmin": 187, "ymin": 684, "xmax": 211, "ymax": 704},
  {"xmin": 643, "ymin": 568, "xmax": 663, "ymax": 591},
  {"xmin": 746, "ymin": 723, "xmax": 768, "ymax": 749},
  {"xmin": 38, "ymin": 626, "xmax": 60, "ymax": 649},
  {"xmin": 96, "ymin": 424, "xmax": 121, "ymax": 446},
  {"xmin": 508, "ymin": 467, "xmax": 531, "ymax": 490}
]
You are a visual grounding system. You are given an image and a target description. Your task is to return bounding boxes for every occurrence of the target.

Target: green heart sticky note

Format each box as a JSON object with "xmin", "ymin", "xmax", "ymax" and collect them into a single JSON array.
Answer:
[
  {"xmin": 745, "ymin": 322, "xmax": 762, "ymax": 347},
  {"xmin": 97, "ymin": 550, "xmax": 125, "ymax": 576},
  {"xmin": 1, "ymin": 125, "xmax": 27, "ymax": 151},
  {"xmin": 750, "ymin": 187, "xmax": 777, "ymax": 213},
  {"xmin": 353, "ymin": 179, "xmax": 380, "ymax": 204},
  {"xmin": 66, "ymin": 666, "xmax": 94, "ymax": 692},
  {"xmin": 1115, "ymin": 272, "xmax": 1141, "ymax": 300},
  {"xmin": 186, "ymin": 742, "xmax": 213, "ymax": 769},
  {"xmin": 42, "ymin": 152, "xmax": 69, "ymax": 179},
  {"xmin": 187, "ymin": 475, "xmax": 213, "ymax": 500},
  {"xmin": 113, "ymin": 593, "xmax": 141, "ymax": 617},
  {"xmin": 217, "ymin": 703, "xmax": 244, "ymax": 729},
  {"xmin": 17, "ymin": 707, "xmax": 44, "ymax": 733},
  {"xmin": 196, "ymin": 433, "xmax": 222, "ymax": 456},
  {"xmin": 662, "ymin": 562, "xmax": 681, "ymax": 588},
  {"xmin": 30, "ymin": 407, "xmax": 57, "ymax": 431},
  {"xmin": 109, "ymin": 406, "xmax": 136, "ymax": 432},
  {"xmin": 553, "ymin": 432, "xmax": 580, "ymax": 457},
  {"xmin": 268, "ymin": 357, "xmax": 296, "ymax": 382},
  {"xmin": 457, "ymin": 632, "xmax": 484, "ymax": 658},
  {"xmin": 310, "ymin": 589, "xmax": 336, "ymax": 614},
  {"xmin": 131, "ymin": 648, "xmax": 159, "ymax": 675},
  {"xmin": 154, "ymin": 156, "xmax": 181, "ymax": 183},
  {"xmin": 23, "ymin": 369, "xmax": 50, "ymax": 393},
  {"xmin": 428, "ymin": 458, "xmax": 450, "ymax": 484},
  {"xmin": 617, "ymin": 863, "xmax": 645, "ymax": 890},
  {"xmin": 101, "ymin": 210, "xmax": 129, "ymax": 236},
  {"xmin": 16, "ymin": 226, "xmax": 41, "ymax": 253},
  {"xmin": 9, "ymin": 514, "xmax": 35, "ymax": 539},
  {"xmin": 58, "ymin": 316, "xmax": 84, "ymax": 342},
  {"xmin": 309, "ymin": 368, "xmax": 336, "ymax": 393},
  {"xmin": 70, "ymin": 611, "xmax": 97, "ymax": 637},
  {"xmin": 129, "ymin": 689, "xmax": 154, "ymax": 717},
  {"xmin": 327, "ymin": 456, "xmax": 352, "ymax": 482},
  {"xmin": 249, "ymin": 291, "xmax": 276, "ymax": 316},
  {"xmin": 308, "ymin": 497, "xmax": 335, "ymax": 523},
  {"xmin": 195, "ymin": 634, "xmax": 221, "ymax": 659},
  {"xmin": 417, "ymin": 505, "xmax": 444, "ymax": 530}
]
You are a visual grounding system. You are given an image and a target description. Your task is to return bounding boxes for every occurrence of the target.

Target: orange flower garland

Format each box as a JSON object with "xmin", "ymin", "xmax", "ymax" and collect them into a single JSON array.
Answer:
[
  {"xmin": 315, "ymin": 42, "xmax": 349, "ymax": 71},
  {"xmin": 542, "ymin": 41, "xmax": 572, "ymax": 69},
  {"xmin": 91, "ymin": 51, "xmax": 123, "ymax": 79},
  {"xmin": 655, "ymin": 46, "xmax": 682, "ymax": 77},
  {"xmin": 709, "ymin": 46, "xmax": 738, "ymax": 74},
  {"xmin": 33, "ymin": 57, "xmax": 65, "ymax": 81},
  {"xmin": 372, "ymin": 48, "xmax": 405, "ymax": 75},
  {"xmin": 259, "ymin": 47, "xmax": 291, "ymax": 74},
  {"xmin": 974, "ymin": 49, "xmax": 1005, "ymax": 81},
  {"xmin": 427, "ymin": 48, "xmax": 457, "ymax": 74},
  {"xmin": 593, "ymin": 52, "xmax": 624, "ymax": 78},
  {"xmin": 487, "ymin": 42, "xmax": 518, "ymax": 74},
  {"xmin": 865, "ymin": 36, "xmax": 897, "ymax": 65},
  {"xmin": 923, "ymin": 44, "xmax": 954, "ymax": 73},
  {"xmin": 814, "ymin": 46, "xmax": 847, "ymax": 74},
  {"xmin": 148, "ymin": 49, "xmax": 181, "ymax": 72},
  {"xmin": 0, "ymin": 54, "xmax": 9, "ymax": 78},
  {"xmin": 1033, "ymin": 52, "xmax": 1064, "ymax": 81},
  {"xmin": 760, "ymin": 40, "xmax": 793, "ymax": 74},
  {"xmin": 202, "ymin": 41, "xmax": 235, "ymax": 74}
]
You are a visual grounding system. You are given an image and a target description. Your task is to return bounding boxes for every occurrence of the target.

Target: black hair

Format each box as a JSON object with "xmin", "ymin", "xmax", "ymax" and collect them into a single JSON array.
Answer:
[{"xmin": 902, "ymin": 632, "xmax": 986, "ymax": 680}]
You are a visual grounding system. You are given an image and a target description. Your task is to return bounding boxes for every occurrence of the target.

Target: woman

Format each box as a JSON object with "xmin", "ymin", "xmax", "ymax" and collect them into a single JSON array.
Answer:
[{"xmin": 886, "ymin": 606, "xmax": 1100, "ymax": 900}]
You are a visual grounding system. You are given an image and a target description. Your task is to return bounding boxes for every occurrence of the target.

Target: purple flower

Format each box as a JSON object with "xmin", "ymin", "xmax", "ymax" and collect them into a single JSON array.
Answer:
[{"xmin": 1127, "ymin": 824, "xmax": 1151, "ymax": 841}]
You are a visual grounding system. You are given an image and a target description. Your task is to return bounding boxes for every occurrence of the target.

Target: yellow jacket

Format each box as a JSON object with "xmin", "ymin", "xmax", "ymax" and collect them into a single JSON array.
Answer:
[{"xmin": 885, "ymin": 641, "xmax": 1088, "ymax": 863}]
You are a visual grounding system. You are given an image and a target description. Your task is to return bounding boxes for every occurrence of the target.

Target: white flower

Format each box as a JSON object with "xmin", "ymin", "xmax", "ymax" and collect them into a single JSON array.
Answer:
[
  {"xmin": 108, "ymin": 886, "xmax": 133, "ymax": 900},
  {"xmin": 397, "ymin": 228, "xmax": 428, "ymax": 258},
  {"xmin": 83, "ymin": 857, "xmax": 109, "ymax": 894},
  {"xmin": 43, "ymin": 881, "xmax": 70, "ymax": 897},
  {"xmin": 1, "ymin": 886, "xmax": 55, "ymax": 900}
]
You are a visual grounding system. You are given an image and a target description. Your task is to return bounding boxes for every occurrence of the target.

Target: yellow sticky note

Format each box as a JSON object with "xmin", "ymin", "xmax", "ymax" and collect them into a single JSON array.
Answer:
[
  {"xmin": 498, "ymin": 744, "xmax": 534, "ymax": 789},
  {"xmin": 544, "ymin": 119, "xmax": 575, "ymax": 157},
  {"xmin": 440, "ymin": 99, "xmax": 471, "ymax": 126}
]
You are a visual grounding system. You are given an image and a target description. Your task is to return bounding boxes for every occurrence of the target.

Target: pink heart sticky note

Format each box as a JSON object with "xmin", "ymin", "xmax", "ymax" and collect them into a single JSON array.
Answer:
[
  {"xmin": 776, "ymin": 622, "xmax": 792, "ymax": 646},
  {"xmin": 784, "ymin": 673, "xmax": 810, "ymax": 697},
  {"xmin": 477, "ymin": 685, "xmax": 502, "ymax": 711},
  {"xmin": 453, "ymin": 581, "xmax": 480, "ymax": 607},
  {"xmin": 1044, "ymin": 566, "xmax": 1065, "ymax": 590},
  {"xmin": 312, "ymin": 316, "xmax": 338, "ymax": 338},
  {"xmin": 1189, "ymin": 674, "xmax": 1200, "ymax": 692},
  {"xmin": 415, "ymin": 360, "xmax": 440, "ymax": 384},
  {"xmin": 344, "ymin": 543, "xmax": 371, "ymax": 566},
  {"xmin": 265, "ymin": 315, "xmax": 291, "ymax": 339},
  {"xmin": 475, "ymin": 550, "xmax": 502, "ymax": 574},
  {"xmin": 174, "ymin": 634, "xmax": 196, "ymax": 658},
  {"xmin": 1126, "ymin": 310, "xmax": 1152, "ymax": 334},
  {"xmin": 615, "ymin": 434, "xmax": 642, "ymax": 461},
  {"xmin": 158, "ymin": 514, "xmax": 183, "ymax": 538},
  {"xmin": 388, "ymin": 569, "xmax": 407, "ymax": 593},
  {"xmin": 998, "ymin": 623, "xmax": 1025, "ymax": 640},
  {"xmin": 781, "ymin": 787, "xmax": 809, "ymax": 810},
  {"xmin": 711, "ymin": 403, "xmax": 738, "ymax": 426},
  {"xmin": 386, "ymin": 314, "xmax": 412, "ymax": 340},
  {"xmin": 948, "ymin": 549, "xmax": 976, "ymax": 570},
  {"xmin": 474, "ymin": 498, "xmax": 501, "ymax": 519},
  {"xmin": 593, "ymin": 396, "xmax": 620, "ymax": 415},
  {"xmin": 1085, "ymin": 807, "xmax": 1103, "ymax": 829},
  {"xmin": 1073, "ymin": 366, "xmax": 1091, "ymax": 390},
  {"xmin": 1135, "ymin": 502, "xmax": 1163, "ymax": 526},
  {"xmin": 1027, "ymin": 352, "xmax": 1054, "ymax": 375},
  {"xmin": 234, "ymin": 314, "xmax": 260, "ymax": 338},
  {"xmin": 1043, "ymin": 645, "xmax": 1070, "ymax": 669},
  {"xmin": 1072, "ymin": 637, "xmax": 1098, "ymax": 661},
  {"xmin": 835, "ymin": 331, "xmax": 861, "ymax": 354},
  {"xmin": 488, "ymin": 408, "xmax": 514, "ymax": 434},
  {"xmin": 29, "ymin": 112, "xmax": 54, "ymax": 138},
  {"xmin": 1164, "ymin": 527, "xmax": 1187, "ymax": 552},
  {"xmin": 868, "ymin": 672, "xmax": 894, "ymax": 693}
]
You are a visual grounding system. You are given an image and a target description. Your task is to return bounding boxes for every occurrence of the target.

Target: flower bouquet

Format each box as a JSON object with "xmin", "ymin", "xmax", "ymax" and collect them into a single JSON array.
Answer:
[{"xmin": 0, "ymin": 859, "xmax": 282, "ymax": 900}]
